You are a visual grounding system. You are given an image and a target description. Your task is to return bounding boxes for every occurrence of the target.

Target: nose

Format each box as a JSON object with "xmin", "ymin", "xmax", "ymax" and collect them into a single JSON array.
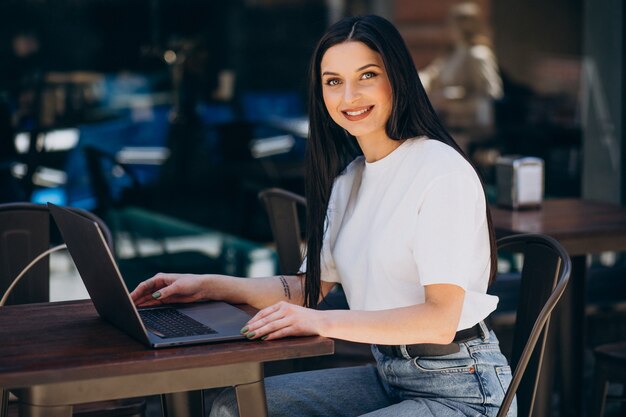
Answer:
[{"xmin": 343, "ymin": 82, "xmax": 361, "ymax": 103}]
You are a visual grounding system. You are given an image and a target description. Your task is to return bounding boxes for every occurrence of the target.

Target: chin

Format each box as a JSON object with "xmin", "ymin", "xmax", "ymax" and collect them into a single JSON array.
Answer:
[
  {"xmin": 340, "ymin": 124, "xmax": 368, "ymax": 136},
  {"xmin": 345, "ymin": 127, "xmax": 380, "ymax": 138}
]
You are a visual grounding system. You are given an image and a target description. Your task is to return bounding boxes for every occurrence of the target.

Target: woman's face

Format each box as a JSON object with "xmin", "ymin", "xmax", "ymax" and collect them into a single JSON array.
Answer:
[{"xmin": 320, "ymin": 41, "xmax": 393, "ymax": 141}]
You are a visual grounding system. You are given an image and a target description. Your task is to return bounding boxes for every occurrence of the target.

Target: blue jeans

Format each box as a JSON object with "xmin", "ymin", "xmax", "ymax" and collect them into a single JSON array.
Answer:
[{"xmin": 209, "ymin": 330, "xmax": 516, "ymax": 417}]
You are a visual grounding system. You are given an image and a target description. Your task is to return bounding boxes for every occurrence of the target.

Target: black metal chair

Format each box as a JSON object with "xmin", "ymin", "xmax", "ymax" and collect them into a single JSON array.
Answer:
[
  {"xmin": 590, "ymin": 340, "xmax": 626, "ymax": 417},
  {"xmin": 0, "ymin": 202, "xmax": 113, "ymax": 306},
  {"xmin": 258, "ymin": 188, "xmax": 306, "ymax": 275},
  {"xmin": 495, "ymin": 234, "xmax": 571, "ymax": 417},
  {"xmin": 0, "ymin": 202, "xmax": 146, "ymax": 417}
]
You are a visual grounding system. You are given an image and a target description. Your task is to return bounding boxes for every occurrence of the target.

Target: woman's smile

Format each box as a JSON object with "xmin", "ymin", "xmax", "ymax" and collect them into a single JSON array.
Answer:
[{"xmin": 342, "ymin": 105, "xmax": 374, "ymax": 121}]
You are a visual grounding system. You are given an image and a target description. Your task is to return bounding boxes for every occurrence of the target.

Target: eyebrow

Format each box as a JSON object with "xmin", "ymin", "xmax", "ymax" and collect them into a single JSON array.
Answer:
[{"xmin": 321, "ymin": 63, "xmax": 381, "ymax": 77}]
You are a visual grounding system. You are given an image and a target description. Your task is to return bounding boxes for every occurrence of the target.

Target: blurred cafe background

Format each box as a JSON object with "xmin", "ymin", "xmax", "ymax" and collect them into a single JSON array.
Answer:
[{"xmin": 0, "ymin": 0, "xmax": 625, "ymax": 415}]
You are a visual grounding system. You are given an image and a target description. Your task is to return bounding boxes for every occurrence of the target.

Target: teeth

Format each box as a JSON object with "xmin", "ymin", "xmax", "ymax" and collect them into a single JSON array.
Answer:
[{"xmin": 345, "ymin": 107, "xmax": 371, "ymax": 116}]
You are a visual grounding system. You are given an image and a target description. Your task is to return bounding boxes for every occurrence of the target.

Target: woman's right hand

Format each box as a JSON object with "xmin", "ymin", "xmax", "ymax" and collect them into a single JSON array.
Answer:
[{"xmin": 130, "ymin": 273, "xmax": 211, "ymax": 307}]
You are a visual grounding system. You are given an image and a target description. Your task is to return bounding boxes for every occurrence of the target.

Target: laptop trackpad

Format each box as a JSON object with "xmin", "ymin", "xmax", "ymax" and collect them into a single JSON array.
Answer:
[{"xmin": 176, "ymin": 302, "xmax": 251, "ymax": 334}]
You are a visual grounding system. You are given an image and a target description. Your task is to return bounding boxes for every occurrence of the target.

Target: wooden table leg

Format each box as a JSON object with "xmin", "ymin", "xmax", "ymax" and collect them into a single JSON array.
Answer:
[
  {"xmin": 558, "ymin": 255, "xmax": 587, "ymax": 417},
  {"xmin": 161, "ymin": 391, "xmax": 204, "ymax": 417},
  {"xmin": 235, "ymin": 379, "xmax": 268, "ymax": 417}
]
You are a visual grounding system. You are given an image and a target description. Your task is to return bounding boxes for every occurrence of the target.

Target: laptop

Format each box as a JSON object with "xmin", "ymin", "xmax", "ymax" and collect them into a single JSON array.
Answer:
[{"xmin": 48, "ymin": 203, "xmax": 252, "ymax": 348}]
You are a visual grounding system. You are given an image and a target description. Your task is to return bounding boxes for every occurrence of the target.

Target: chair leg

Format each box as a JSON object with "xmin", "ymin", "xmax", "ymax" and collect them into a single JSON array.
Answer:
[
  {"xmin": 0, "ymin": 390, "xmax": 7, "ymax": 417},
  {"xmin": 590, "ymin": 364, "xmax": 610, "ymax": 417}
]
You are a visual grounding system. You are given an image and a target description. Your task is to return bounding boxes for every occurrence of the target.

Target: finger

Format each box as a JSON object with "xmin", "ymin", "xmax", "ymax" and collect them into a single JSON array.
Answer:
[
  {"xmin": 129, "ymin": 282, "xmax": 151, "ymax": 302},
  {"xmin": 260, "ymin": 328, "xmax": 292, "ymax": 341},
  {"xmin": 136, "ymin": 291, "xmax": 196, "ymax": 307},
  {"xmin": 247, "ymin": 305, "xmax": 278, "ymax": 325},
  {"xmin": 134, "ymin": 294, "xmax": 156, "ymax": 306},
  {"xmin": 136, "ymin": 299, "xmax": 163, "ymax": 307},
  {"xmin": 259, "ymin": 322, "xmax": 308, "ymax": 341},
  {"xmin": 246, "ymin": 310, "xmax": 287, "ymax": 335},
  {"xmin": 150, "ymin": 273, "xmax": 188, "ymax": 299},
  {"xmin": 154, "ymin": 295, "xmax": 198, "ymax": 305},
  {"xmin": 262, "ymin": 322, "xmax": 316, "ymax": 340},
  {"xmin": 247, "ymin": 316, "xmax": 291, "ymax": 340},
  {"xmin": 130, "ymin": 274, "xmax": 169, "ymax": 301},
  {"xmin": 131, "ymin": 284, "xmax": 164, "ymax": 305},
  {"xmin": 149, "ymin": 283, "xmax": 178, "ymax": 302},
  {"xmin": 248, "ymin": 302, "xmax": 286, "ymax": 326},
  {"xmin": 246, "ymin": 307, "xmax": 288, "ymax": 334},
  {"xmin": 131, "ymin": 288, "xmax": 159, "ymax": 305}
]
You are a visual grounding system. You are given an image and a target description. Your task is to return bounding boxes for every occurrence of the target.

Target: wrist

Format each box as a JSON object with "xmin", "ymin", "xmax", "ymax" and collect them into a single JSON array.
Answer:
[
  {"xmin": 195, "ymin": 274, "xmax": 213, "ymax": 301},
  {"xmin": 199, "ymin": 274, "xmax": 228, "ymax": 302},
  {"xmin": 316, "ymin": 309, "xmax": 333, "ymax": 338}
]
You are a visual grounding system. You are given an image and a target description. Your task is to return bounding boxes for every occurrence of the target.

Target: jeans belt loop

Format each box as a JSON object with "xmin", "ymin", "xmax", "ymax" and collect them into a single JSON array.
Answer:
[
  {"xmin": 479, "ymin": 320, "xmax": 490, "ymax": 341},
  {"xmin": 399, "ymin": 345, "xmax": 412, "ymax": 360}
]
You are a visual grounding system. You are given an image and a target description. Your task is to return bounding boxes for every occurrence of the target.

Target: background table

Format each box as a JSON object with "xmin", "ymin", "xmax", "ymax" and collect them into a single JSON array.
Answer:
[
  {"xmin": 491, "ymin": 198, "xmax": 626, "ymax": 417},
  {"xmin": 0, "ymin": 300, "xmax": 334, "ymax": 417}
]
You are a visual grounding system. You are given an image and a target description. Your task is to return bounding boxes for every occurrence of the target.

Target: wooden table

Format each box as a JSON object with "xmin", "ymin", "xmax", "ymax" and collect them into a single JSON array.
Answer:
[
  {"xmin": 0, "ymin": 300, "xmax": 334, "ymax": 417},
  {"xmin": 491, "ymin": 198, "xmax": 626, "ymax": 417}
]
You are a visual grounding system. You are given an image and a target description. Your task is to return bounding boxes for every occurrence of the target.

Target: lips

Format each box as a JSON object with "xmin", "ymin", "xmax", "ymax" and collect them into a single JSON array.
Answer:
[{"xmin": 341, "ymin": 105, "xmax": 374, "ymax": 121}]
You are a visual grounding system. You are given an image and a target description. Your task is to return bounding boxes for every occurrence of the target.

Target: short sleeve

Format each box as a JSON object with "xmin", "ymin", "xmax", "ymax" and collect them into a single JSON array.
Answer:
[{"xmin": 413, "ymin": 171, "xmax": 489, "ymax": 289}]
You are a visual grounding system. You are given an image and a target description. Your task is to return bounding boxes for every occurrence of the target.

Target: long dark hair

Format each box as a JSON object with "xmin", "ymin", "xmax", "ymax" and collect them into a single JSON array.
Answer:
[{"xmin": 303, "ymin": 15, "xmax": 497, "ymax": 308}]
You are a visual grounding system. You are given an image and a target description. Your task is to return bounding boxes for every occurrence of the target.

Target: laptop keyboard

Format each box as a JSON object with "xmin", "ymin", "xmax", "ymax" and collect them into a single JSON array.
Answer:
[{"xmin": 139, "ymin": 308, "xmax": 218, "ymax": 338}]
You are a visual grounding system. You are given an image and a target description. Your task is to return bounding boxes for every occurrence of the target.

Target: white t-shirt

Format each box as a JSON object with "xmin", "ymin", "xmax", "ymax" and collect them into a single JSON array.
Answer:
[{"xmin": 318, "ymin": 137, "xmax": 498, "ymax": 330}]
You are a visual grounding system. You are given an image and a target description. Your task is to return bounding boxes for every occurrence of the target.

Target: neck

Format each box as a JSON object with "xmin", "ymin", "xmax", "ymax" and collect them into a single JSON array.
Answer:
[{"xmin": 356, "ymin": 132, "xmax": 404, "ymax": 163}]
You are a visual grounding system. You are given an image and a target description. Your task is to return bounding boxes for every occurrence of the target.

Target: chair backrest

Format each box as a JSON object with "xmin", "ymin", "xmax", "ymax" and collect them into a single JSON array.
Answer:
[
  {"xmin": 0, "ymin": 202, "xmax": 113, "ymax": 305},
  {"xmin": 496, "ymin": 233, "xmax": 571, "ymax": 417},
  {"xmin": 258, "ymin": 188, "xmax": 306, "ymax": 275}
]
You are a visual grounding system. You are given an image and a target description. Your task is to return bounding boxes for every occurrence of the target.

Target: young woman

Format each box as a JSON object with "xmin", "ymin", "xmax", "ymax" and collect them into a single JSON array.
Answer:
[{"xmin": 131, "ymin": 15, "xmax": 515, "ymax": 417}]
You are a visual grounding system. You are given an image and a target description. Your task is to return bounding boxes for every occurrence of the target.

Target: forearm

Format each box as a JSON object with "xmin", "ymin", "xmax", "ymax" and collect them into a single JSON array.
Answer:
[
  {"xmin": 318, "ymin": 302, "xmax": 461, "ymax": 345},
  {"xmin": 203, "ymin": 274, "xmax": 305, "ymax": 310}
]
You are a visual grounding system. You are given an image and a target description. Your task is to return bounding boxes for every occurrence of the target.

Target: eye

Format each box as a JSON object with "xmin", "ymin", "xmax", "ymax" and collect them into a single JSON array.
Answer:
[
  {"xmin": 325, "ymin": 78, "xmax": 342, "ymax": 86},
  {"xmin": 361, "ymin": 71, "xmax": 377, "ymax": 80}
]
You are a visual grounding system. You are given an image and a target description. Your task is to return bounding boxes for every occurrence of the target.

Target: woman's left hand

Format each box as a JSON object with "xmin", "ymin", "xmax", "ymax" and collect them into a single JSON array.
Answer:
[{"xmin": 242, "ymin": 301, "xmax": 325, "ymax": 341}]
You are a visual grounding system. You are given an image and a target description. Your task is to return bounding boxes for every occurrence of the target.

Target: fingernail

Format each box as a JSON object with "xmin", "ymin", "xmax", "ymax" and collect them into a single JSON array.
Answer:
[
  {"xmin": 246, "ymin": 332, "xmax": 256, "ymax": 339},
  {"xmin": 240, "ymin": 326, "xmax": 249, "ymax": 334},
  {"xmin": 152, "ymin": 291, "xmax": 161, "ymax": 299},
  {"xmin": 261, "ymin": 335, "xmax": 268, "ymax": 341}
]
